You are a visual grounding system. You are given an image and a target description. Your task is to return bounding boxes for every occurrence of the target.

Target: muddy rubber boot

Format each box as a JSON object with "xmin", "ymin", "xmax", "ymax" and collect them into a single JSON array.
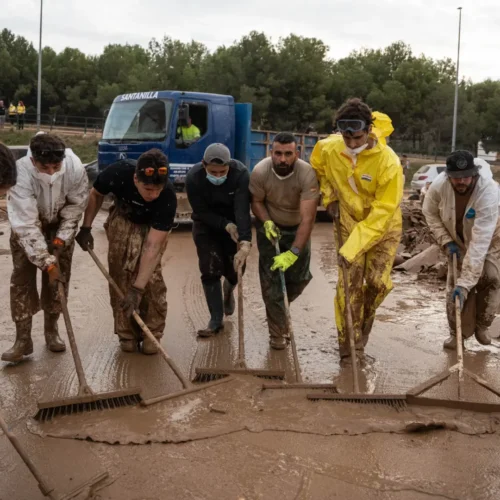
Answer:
[
  {"xmin": 269, "ymin": 336, "xmax": 287, "ymax": 350},
  {"xmin": 2, "ymin": 318, "xmax": 33, "ymax": 362},
  {"xmin": 142, "ymin": 336, "xmax": 160, "ymax": 355},
  {"xmin": 223, "ymin": 279, "xmax": 236, "ymax": 316},
  {"xmin": 475, "ymin": 328, "xmax": 492, "ymax": 346},
  {"xmin": 443, "ymin": 335, "xmax": 464, "ymax": 350},
  {"xmin": 44, "ymin": 313, "xmax": 66, "ymax": 353},
  {"xmin": 197, "ymin": 282, "xmax": 224, "ymax": 337},
  {"xmin": 119, "ymin": 339, "xmax": 137, "ymax": 352}
]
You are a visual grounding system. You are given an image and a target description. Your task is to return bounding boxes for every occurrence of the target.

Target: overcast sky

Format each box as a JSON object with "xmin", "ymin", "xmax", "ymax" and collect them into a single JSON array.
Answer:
[{"xmin": 4, "ymin": 0, "xmax": 500, "ymax": 82}]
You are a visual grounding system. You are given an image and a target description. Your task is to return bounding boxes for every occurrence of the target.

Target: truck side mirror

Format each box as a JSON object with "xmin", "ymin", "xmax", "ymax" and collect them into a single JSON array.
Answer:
[{"xmin": 103, "ymin": 108, "xmax": 110, "ymax": 119}]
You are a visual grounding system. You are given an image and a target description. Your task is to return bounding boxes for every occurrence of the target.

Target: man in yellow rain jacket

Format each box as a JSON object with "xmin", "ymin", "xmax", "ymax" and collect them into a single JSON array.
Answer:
[{"xmin": 311, "ymin": 98, "xmax": 403, "ymax": 359}]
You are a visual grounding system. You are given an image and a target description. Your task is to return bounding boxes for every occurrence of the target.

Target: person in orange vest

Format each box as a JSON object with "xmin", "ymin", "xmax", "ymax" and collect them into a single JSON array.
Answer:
[{"xmin": 16, "ymin": 101, "xmax": 26, "ymax": 130}]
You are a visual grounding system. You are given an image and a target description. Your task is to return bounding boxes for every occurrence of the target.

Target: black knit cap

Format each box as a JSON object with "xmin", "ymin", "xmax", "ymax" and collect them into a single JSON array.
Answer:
[{"xmin": 446, "ymin": 150, "xmax": 477, "ymax": 179}]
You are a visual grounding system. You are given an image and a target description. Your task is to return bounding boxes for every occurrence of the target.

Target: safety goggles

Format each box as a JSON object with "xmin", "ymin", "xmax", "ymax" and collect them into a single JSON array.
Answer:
[
  {"xmin": 336, "ymin": 120, "xmax": 367, "ymax": 134},
  {"xmin": 35, "ymin": 149, "xmax": 66, "ymax": 162},
  {"xmin": 143, "ymin": 166, "xmax": 168, "ymax": 176}
]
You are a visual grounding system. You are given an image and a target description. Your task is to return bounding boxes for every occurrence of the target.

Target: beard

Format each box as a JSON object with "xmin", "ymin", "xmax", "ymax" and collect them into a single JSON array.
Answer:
[{"xmin": 272, "ymin": 162, "xmax": 294, "ymax": 177}]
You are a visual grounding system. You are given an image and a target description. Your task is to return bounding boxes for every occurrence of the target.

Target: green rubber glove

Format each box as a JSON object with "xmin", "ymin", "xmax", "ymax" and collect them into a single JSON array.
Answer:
[
  {"xmin": 264, "ymin": 220, "xmax": 281, "ymax": 242},
  {"xmin": 270, "ymin": 250, "xmax": 298, "ymax": 272}
]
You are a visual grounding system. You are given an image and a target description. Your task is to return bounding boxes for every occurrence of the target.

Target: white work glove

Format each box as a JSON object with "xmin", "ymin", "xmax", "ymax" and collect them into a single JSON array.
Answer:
[
  {"xmin": 234, "ymin": 241, "xmax": 252, "ymax": 272},
  {"xmin": 225, "ymin": 223, "xmax": 239, "ymax": 243}
]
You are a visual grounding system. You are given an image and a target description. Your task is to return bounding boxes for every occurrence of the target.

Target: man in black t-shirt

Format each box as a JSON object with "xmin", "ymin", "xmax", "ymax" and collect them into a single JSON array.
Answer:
[
  {"xmin": 75, "ymin": 149, "xmax": 177, "ymax": 354},
  {"xmin": 186, "ymin": 143, "xmax": 252, "ymax": 337}
]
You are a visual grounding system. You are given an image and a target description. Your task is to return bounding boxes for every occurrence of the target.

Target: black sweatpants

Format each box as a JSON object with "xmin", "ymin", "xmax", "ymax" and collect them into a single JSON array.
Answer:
[{"xmin": 192, "ymin": 221, "xmax": 238, "ymax": 286}]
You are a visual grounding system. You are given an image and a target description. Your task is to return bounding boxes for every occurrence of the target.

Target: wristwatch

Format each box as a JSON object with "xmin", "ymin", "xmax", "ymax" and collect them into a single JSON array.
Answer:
[{"xmin": 290, "ymin": 246, "xmax": 301, "ymax": 257}]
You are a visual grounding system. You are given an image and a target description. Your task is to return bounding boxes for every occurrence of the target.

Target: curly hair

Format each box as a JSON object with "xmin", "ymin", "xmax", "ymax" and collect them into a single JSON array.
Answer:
[
  {"xmin": 334, "ymin": 98, "xmax": 373, "ymax": 130},
  {"xmin": 136, "ymin": 148, "xmax": 169, "ymax": 185},
  {"xmin": 0, "ymin": 142, "xmax": 17, "ymax": 189},
  {"xmin": 30, "ymin": 133, "xmax": 66, "ymax": 164}
]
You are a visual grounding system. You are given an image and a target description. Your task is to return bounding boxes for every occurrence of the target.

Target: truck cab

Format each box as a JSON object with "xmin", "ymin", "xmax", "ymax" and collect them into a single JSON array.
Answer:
[{"xmin": 99, "ymin": 90, "xmax": 323, "ymax": 221}]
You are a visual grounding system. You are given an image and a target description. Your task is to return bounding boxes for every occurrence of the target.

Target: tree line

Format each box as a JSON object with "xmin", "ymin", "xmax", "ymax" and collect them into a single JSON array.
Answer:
[{"xmin": 1, "ymin": 28, "xmax": 499, "ymax": 154}]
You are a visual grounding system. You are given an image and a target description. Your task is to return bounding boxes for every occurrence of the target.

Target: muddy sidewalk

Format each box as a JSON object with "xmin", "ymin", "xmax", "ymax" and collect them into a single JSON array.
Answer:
[{"xmin": 1, "ymin": 215, "xmax": 500, "ymax": 499}]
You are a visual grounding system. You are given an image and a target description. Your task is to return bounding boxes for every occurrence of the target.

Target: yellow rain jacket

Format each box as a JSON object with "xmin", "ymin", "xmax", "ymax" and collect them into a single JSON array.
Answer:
[
  {"xmin": 310, "ymin": 112, "xmax": 403, "ymax": 263},
  {"xmin": 17, "ymin": 104, "xmax": 26, "ymax": 115}
]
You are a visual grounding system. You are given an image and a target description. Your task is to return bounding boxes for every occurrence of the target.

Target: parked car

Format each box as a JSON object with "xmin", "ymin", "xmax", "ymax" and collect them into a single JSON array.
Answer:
[
  {"xmin": 410, "ymin": 164, "xmax": 446, "ymax": 193},
  {"xmin": 7, "ymin": 145, "xmax": 97, "ymax": 186}
]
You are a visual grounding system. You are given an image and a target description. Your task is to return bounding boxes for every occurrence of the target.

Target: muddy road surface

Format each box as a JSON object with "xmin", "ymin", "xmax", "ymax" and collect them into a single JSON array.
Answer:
[{"xmin": 1, "ymin": 214, "xmax": 500, "ymax": 499}]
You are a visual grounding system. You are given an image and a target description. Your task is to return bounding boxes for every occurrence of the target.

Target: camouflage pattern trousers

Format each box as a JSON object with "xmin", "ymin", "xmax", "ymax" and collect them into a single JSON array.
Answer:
[
  {"xmin": 334, "ymin": 224, "xmax": 401, "ymax": 356},
  {"xmin": 105, "ymin": 206, "xmax": 168, "ymax": 341},
  {"xmin": 256, "ymin": 223, "xmax": 312, "ymax": 340},
  {"xmin": 10, "ymin": 226, "xmax": 74, "ymax": 322}
]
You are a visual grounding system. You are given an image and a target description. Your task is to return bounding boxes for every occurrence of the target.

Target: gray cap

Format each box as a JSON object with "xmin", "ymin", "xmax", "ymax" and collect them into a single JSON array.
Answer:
[{"xmin": 203, "ymin": 143, "xmax": 231, "ymax": 165}]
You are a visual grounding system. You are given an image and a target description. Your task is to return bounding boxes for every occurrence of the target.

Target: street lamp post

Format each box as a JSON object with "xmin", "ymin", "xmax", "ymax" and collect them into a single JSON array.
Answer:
[
  {"xmin": 36, "ymin": 0, "xmax": 43, "ymax": 130},
  {"xmin": 451, "ymin": 6, "xmax": 462, "ymax": 152}
]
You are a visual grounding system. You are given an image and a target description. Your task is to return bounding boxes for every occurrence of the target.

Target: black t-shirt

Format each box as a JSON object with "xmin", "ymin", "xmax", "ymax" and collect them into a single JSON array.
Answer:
[{"xmin": 93, "ymin": 160, "xmax": 177, "ymax": 231}]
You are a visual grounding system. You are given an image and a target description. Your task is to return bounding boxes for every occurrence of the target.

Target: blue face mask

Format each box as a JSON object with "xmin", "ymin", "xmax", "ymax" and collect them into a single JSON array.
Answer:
[{"xmin": 206, "ymin": 173, "xmax": 227, "ymax": 186}]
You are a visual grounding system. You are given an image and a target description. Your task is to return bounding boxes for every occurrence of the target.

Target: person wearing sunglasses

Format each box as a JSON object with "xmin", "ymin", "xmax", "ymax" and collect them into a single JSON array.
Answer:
[
  {"xmin": 75, "ymin": 149, "xmax": 177, "ymax": 354},
  {"xmin": 310, "ymin": 98, "xmax": 403, "ymax": 361},
  {"xmin": 3, "ymin": 133, "xmax": 89, "ymax": 363},
  {"xmin": 186, "ymin": 143, "xmax": 252, "ymax": 337}
]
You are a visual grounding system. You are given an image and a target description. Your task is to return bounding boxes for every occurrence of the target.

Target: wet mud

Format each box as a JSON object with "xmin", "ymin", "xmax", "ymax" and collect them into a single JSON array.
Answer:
[{"xmin": 2, "ymin": 216, "xmax": 500, "ymax": 499}]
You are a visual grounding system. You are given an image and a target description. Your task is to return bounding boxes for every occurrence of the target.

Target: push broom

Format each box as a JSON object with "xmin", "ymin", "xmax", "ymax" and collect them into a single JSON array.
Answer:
[
  {"xmin": 262, "ymin": 240, "xmax": 338, "ymax": 391},
  {"xmin": 307, "ymin": 202, "xmax": 407, "ymax": 408},
  {"xmin": 1, "ymin": 410, "xmax": 108, "ymax": 499},
  {"xmin": 193, "ymin": 265, "xmax": 286, "ymax": 382},
  {"xmin": 87, "ymin": 248, "xmax": 234, "ymax": 407},
  {"xmin": 404, "ymin": 254, "xmax": 500, "ymax": 413},
  {"xmin": 35, "ymin": 260, "xmax": 143, "ymax": 421}
]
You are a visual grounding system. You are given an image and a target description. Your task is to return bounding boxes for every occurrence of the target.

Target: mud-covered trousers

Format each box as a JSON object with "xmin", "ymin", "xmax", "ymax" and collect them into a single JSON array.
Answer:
[
  {"xmin": 446, "ymin": 258, "xmax": 500, "ymax": 339},
  {"xmin": 192, "ymin": 221, "xmax": 239, "ymax": 286},
  {"xmin": 334, "ymin": 223, "xmax": 401, "ymax": 356},
  {"xmin": 10, "ymin": 225, "xmax": 74, "ymax": 322},
  {"xmin": 256, "ymin": 222, "xmax": 312, "ymax": 340},
  {"xmin": 105, "ymin": 206, "xmax": 168, "ymax": 341}
]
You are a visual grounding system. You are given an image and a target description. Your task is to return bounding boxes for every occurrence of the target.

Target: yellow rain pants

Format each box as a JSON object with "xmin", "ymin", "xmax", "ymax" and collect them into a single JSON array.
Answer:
[{"xmin": 310, "ymin": 112, "xmax": 403, "ymax": 354}]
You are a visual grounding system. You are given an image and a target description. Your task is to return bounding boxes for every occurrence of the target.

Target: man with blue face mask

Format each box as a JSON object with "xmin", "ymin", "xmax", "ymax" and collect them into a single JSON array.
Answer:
[
  {"xmin": 186, "ymin": 143, "xmax": 252, "ymax": 337},
  {"xmin": 3, "ymin": 133, "xmax": 88, "ymax": 362}
]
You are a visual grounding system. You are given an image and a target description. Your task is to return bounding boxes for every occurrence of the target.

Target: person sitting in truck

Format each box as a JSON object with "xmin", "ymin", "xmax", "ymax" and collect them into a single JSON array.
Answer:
[
  {"xmin": 75, "ymin": 149, "xmax": 177, "ymax": 355},
  {"xmin": 186, "ymin": 143, "xmax": 252, "ymax": 337},
  {"xmin": 177, "ymin": 117, "xmax": 201, "ymax": 142}
]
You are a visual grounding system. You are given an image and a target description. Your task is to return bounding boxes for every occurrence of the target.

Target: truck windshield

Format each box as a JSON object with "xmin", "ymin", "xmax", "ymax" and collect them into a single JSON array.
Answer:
[{"xmin": 103, "ymin": 99, "xmax": 173, "ymax": 141}]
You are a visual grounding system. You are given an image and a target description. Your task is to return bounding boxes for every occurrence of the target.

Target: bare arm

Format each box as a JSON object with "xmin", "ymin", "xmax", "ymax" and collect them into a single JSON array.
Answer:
[
  {"xmin": 133, "ymin": 228, "xmax": 169, "ymax": 289},
  {"xmin": 292, "ymin": 199, "xmax": 317, "ymax": 251},
  {"xmin": 251, "ymin": 198, "xmax": 271, "ymax": 223},
  {"xmin": 83, "ymin": 188, "xmax": 105, "ymax": 227}
]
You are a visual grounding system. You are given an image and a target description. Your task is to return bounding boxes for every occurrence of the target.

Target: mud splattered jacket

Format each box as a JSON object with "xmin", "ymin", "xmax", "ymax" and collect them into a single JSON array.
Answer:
[
  {"xmin": 7, "ymin": 151, "xmax": 89, "ymax": 270},
  {"xmin": 423, "ymin": 173, "xmax": 500, "ymax": 291}
]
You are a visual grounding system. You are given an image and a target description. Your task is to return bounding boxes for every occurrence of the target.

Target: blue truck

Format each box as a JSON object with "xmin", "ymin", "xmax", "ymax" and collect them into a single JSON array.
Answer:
[{"xmin": 98, "ymin": 91, "xmax": 325, "ymax": 221}]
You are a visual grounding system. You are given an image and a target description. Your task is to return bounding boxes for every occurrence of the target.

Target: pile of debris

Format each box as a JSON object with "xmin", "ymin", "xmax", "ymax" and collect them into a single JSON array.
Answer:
[
  {"xmin": 401, "ymin": 202, "xmax": 436, "ymax": 256},
  {"xmin": 394, "ymin": 201, "xmax": 447, "ymax": 280}
]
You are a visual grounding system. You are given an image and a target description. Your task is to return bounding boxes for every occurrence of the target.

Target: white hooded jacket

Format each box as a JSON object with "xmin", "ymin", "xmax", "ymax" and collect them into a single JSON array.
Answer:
[
  {"xmin": 7, "ymin": 150, "xmax": 89, "ymax": 270},
  {"xmin": 423, "ymin": 173, "xmax": 500, "ymax": 291}
]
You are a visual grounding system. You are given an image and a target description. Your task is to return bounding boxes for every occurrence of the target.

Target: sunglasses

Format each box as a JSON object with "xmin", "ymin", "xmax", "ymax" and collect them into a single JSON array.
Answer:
[
  {"xmin": 143, "ymin": 166, "xmax": 168, "ymax": 176},
  {"xmin": 38, "ymin": 149, "xmax": 65, "ymax": 159},
  {"xmin": 337, "ymin": 120, "xmax": 367, "ymax": 133}
]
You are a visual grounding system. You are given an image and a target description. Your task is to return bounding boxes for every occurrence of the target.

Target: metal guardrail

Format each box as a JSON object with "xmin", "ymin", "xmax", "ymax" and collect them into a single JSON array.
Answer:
[{"xmin": 6, "ymin": 113, "xmax": 104, "ymax": 135}]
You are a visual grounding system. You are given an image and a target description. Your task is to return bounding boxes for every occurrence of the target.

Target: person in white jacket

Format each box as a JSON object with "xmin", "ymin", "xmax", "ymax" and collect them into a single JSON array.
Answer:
[
  {"xmin": 423, "ymin": 150, "xmax": 500, "ymax": 349},
  {"xmin": 2, "ymin": 133, "xmax": 89, "ymax": 362}
]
